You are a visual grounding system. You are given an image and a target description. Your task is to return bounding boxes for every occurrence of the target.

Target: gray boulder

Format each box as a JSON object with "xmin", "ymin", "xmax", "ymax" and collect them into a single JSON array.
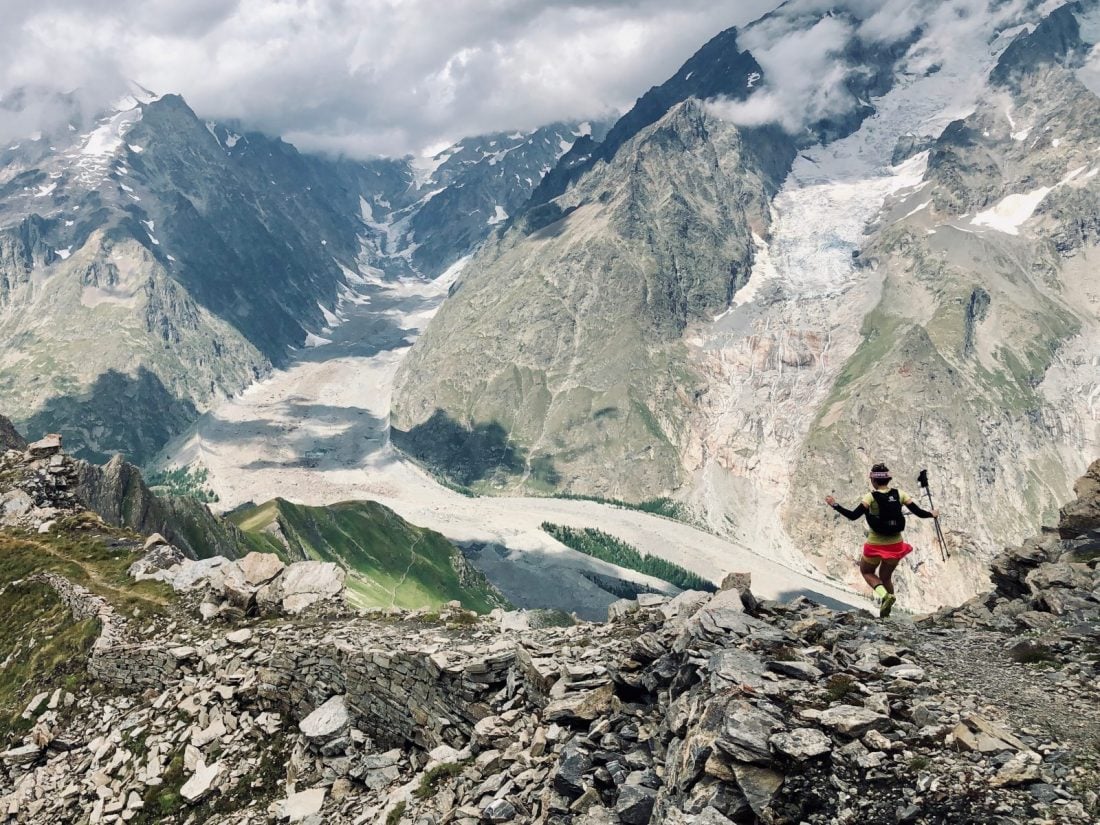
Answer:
[
  {"xmin": 616, "ymin": 784, "xmax": 657, "ymax": 824},
  {"xmin": 239, "ymin": 551, "xmax": 286, "ymax": 586},
  {"xmin": 278, "ymin": 561, "xmax": 346, "ymax": 614},
  {"xmin": 300, "ymin": 696, "xmax": 350, "ymax": 745},
  {"xmin": 818, "ymin": 706, "xmax": 891, "ymax": 737}
]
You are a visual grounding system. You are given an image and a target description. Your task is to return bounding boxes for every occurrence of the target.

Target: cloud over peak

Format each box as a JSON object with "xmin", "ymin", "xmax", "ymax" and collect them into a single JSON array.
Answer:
[{"xmin": 0, "ymin": 0, "xmax": 781, "ymax": 158}]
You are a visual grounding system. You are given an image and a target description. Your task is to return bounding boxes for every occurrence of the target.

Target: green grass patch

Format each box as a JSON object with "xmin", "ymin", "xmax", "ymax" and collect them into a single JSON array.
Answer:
[
  {"xmin": 386, "ymin": 801, "xmax": 407, "ymax": 825},
  {"xmin": 828, "ymin": 307, "xmax": 905, "ymax": 400},
  {"xmin": 0, "ymin": 580, "xmax": 99, "ymax": 743},
  {"xmin": 230, "ymin": 499, "xmax": 506, "ymax": 613},
  {"xmin": 0, "ymin": 522, "xmax": 171, "ymax": 618},
  {"xmin": 414, "ymin": 760, "xmax": 471, "ymax": 800},
  {"xmin": 908, "ymin": 755, "xmax": 931, "ymax": 771},
  {"xmin": 135, "ymin": 751, "xmax": 187, "ymax": 823},
  {"xmin": 0, "ymin": 521, "xmax": 175, "ymax": 743},
  {"xmin": 541, "ymin": 523, "xmax": 716, "ymax": 593}
]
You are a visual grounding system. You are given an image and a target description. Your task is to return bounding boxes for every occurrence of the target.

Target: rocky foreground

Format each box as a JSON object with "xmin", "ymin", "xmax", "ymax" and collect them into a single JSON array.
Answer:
[{"xmin": 0, "ymin": 462, "xmax": 1096, "ymax": 824}]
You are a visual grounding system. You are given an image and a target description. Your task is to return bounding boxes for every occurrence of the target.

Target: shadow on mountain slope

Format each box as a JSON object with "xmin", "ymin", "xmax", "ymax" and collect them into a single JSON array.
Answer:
[
  {"xmin": 14, "ymin": 368, "xmax": 197, "ymax": 466},
  {"xmin": 391, "ymin": 410, "xmax": 535, "ymax": 488},
  {"xmin": 185, "ymin": 402, "xmax": 390, "ymax": 472}
]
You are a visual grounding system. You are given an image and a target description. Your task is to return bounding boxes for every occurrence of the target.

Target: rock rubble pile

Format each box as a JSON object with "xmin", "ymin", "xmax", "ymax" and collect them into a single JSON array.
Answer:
[
  {"xmin": 0, "ymin": 436, "xmax": 83, "ymax": 531},
  {"xmin": 1, "ymin": 449, "xmax": 1097, "ymax": 824},
  {"xmin": 3, "ymin": 559, "xmax": 1097, "ymax": 824}
]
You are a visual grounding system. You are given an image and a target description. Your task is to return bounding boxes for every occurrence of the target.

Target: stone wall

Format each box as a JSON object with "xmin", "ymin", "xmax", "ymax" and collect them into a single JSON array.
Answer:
[
  {"xmin": 34, "ymin": 572, "xmax": 173, "ymax": 689},
  {"xmin": 258, "ymin": 629, "xmax": 518, "ymax": 750},
  {"xmin": 40, "ymin": 571, "xmax": 560, "ymax": 752}
]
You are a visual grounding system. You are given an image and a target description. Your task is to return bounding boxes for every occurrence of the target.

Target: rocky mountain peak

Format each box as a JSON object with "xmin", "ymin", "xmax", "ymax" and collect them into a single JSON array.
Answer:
[
  {"xmin": 0, "ymin": 417, "xmax": 243, "ymax": 559},
  {"xmin": 990, "ymin": 1, "xmax": 1088, "ymax": 88},
  {"xmin": 1, "ymin": 82, "xmax": 589, "ymax": 463},
  {"xmin": 0, "ymin": 414, "xmax": 26, "ymax": 452}
]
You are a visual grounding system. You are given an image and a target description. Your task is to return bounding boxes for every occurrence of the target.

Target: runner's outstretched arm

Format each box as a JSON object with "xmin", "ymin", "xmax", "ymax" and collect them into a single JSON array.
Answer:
[
  {"xmin": 827, "ymin": 499, "xmax": 866, "ymax": 520},
  {"xmin": 905, "ymin": 501, "xmax": 937, "ymax": 518}
]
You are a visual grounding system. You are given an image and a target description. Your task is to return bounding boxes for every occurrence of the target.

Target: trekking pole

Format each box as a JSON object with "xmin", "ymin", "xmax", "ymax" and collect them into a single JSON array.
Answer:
[{"xmin": 917, "ymin": 469, "xmax": 950, "ymax": 561}]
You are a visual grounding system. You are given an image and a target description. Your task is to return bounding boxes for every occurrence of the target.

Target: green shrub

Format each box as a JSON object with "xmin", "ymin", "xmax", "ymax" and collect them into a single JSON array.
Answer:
[
  {"xmin": 414, "ymin": 761, "xmax": 470, "ymax": 800},
  {"xmin": 541, "ymin": 523, "xmax": 716, "ymax": 593},
  {"xmin": 553, "ymin": 493, "xmax": 688, "ymax": 521},
  {"xmin": 386, "ymin": 801, "xmax": 407, "ymax": 825},
  {"xmin": 825, "ymin": 674, "xmax": 858, "ymax": 703},
  {"xmin": 146, "ymin": 465, "xmax": 219, "ymax": 503}
]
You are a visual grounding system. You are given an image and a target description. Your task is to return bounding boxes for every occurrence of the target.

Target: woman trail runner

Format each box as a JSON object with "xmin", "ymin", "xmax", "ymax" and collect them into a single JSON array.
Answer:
[{"xmin": 825, "ymin": 462, "xmax": 939, "ymax": 617}]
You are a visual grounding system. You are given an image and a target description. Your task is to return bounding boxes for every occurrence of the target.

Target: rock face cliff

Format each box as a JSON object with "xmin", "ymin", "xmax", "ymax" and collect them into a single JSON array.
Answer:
[
  {"xmin": 0, "ymin": 458, "xmax": 1096, "ymax": 824},
  {"xmin": 778, "ymin": 3, "xmax": 1100, "ymax": 604},
  {"xmin": 393, "ymin": 98, "xmax": 791, "ymax": 496},
  {"xmin": 0, "ymin": 414, "xmax": 242, "ymax": 559},
  {"xmin": 393, "ymin": 1, "xmax": 1100, "ymax": 608}
]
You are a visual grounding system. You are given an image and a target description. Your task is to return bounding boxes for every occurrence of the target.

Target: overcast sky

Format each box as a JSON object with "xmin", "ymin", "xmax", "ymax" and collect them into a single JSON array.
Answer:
[{"xmin": 0, "ymin": 0, "xmax": 783, "ymax": 158}]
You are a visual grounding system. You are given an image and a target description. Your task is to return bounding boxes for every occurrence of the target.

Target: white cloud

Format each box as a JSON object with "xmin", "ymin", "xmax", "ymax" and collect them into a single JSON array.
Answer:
[
  {"xmin": 706, "ymin": 0, "xmax": 1049, "ymax": 137},
  {"xmin": 707, "ymin": 15, "xmax": 856, "ymax": 134},
  {"xmin": 0, "ymin": 0, "xmax": 782, "ymax": 158}
]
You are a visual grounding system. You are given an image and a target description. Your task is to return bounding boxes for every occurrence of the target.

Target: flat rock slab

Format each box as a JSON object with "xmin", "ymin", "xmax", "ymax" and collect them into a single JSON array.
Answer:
[
  {"xmin": 769, "ymin": 728, "xmax": 832, "ymax": 760},
  {"xmin": 280, "ymin": 561, "xmax": 346, "ymax": 613},
  {"xmin": 156, "ymin": 556, "xmax": 231, "ymax": 591},
  {"xmin": 180, "ymin": 760, "xmax": 222, "ymax": 803},
  {"xmin": 143, "ymin": 532, "xmax": 169, "ymax": 551},
  {"xmin": 709, "ymin": 649, "xmax": 766, "ymax": 691},
  {"xmin": 733, "ymin": 763, "xmax": 784, "ymax": 816},
  {"xmin": 27, "ymin": 434, "xmax": 62, "ymax": 456},
  {"xmin": 191, "ymin": 717, "xmax": 227, "ymax": 748},
  {"xmin": 277, "ymin": 787, "xmax": 327, "ymax": 821},
  {"xmin": 766, "ymin": 660, "xmax": 824, "ymax": 681},
  {"xmin": 715, "ymin": 699, "xmax": 784, "ymax": 764},
  {"xmin": 818, "ymin": 705, "xmax": 891, "ymax": 737},
  {"xmin": 544, "ymin": 684, "xmax": 615, "ymax": 722},
  {"xmin": 886, "ymin": 664, "xmax": 926, "ymax": 682},
  {"xmin": 239, "ymin": 551, "xmax": 286, "ymax": 586},
  {"xmin": 300, "ymin": 695, "xmax": 349, "ymax": 742},
  {"xmin": 225, "ymin": 628, "xmax": 253, "ymax": 646},
  {"xmin": 0, "ymin": 745, "xmax": 41, "ymax": 766}
]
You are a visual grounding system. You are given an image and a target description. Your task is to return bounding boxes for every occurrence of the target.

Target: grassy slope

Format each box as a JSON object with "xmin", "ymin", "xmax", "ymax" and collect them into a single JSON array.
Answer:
[
  {"xmin": 0, "ymin": 516, "xmax": 174, "ymax": 743},
  {"xmin": 230, "ymin": 499, "xmax": 504, "ymax": 613}
]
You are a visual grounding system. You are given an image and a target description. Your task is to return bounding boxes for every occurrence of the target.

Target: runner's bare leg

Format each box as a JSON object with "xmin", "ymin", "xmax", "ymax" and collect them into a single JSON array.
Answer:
[
  {"xmin": 859, "ymin": 557, "xmax": 882, "ymax": 590},
  {"xmin": 879, "ymin": 559, "xmax": 900, "ymax": 594}
]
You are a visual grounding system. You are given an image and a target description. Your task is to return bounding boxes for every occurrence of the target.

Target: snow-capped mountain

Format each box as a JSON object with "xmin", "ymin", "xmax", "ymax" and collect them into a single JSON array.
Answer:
[
  {"xmin": 393, "ymin": 0, "xmax": 1100, "ymax": 607},
  {"xmin": 398, "ymin": 121, "xmax": 612, "ymax": 278},
  {"xmin": 0, "ymin": 87, "xmax": 599, "ymax": 464}
]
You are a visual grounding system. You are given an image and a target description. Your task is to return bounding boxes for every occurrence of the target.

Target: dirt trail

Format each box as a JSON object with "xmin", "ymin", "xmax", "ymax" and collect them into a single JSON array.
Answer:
[
  {"xmin": 26, "ymin": 535, "xmax": 171, "ymax": 608},
  {"xmin": 902, "ymin": 625, "xmax": 1100, "ymax": 752}
]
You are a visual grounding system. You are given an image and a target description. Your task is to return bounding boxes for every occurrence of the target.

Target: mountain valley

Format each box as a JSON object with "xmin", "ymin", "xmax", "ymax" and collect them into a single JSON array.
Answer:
[{"xmin": 1, "ymin": 1, "xmax": 1100, "ymax": 822}]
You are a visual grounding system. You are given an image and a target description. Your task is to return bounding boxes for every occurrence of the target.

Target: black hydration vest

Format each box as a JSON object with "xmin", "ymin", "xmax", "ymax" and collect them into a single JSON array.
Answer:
[{"xmin": 866, "ymin": 489, "xmax": 906, "ymax": 535}]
